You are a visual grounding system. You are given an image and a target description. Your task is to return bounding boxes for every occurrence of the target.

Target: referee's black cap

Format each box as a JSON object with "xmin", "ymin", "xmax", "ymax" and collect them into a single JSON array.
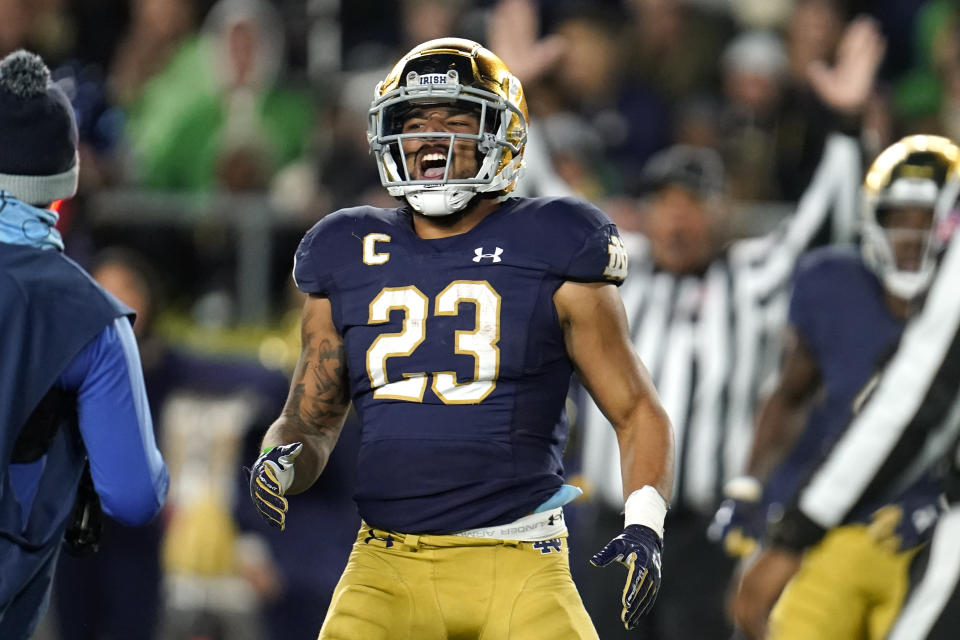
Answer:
[{"xmin": 637, "ymin": 145, "xmax": 726, "ymax": 200}]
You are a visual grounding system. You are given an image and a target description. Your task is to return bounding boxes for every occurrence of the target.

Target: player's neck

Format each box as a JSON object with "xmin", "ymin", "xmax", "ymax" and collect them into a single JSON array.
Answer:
[{"xmin": 411, "ymin": 197, "xmax": 501, "ymax": 239}]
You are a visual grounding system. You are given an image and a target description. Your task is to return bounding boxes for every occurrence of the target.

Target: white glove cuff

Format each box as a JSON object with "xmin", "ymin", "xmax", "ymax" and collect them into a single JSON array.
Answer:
[
  {"xmin": 624, "ymin": 486, "xmax": 668, "ymax": 539},
  {"xmin": 723, "ymin": 476, "xmax": 762, "ymax": 502}
]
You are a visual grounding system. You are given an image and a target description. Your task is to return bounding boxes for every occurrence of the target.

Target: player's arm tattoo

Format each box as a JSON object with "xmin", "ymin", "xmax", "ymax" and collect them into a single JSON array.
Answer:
[{"xmin": 278, "ymin": 298, "xmax": 350, "ymax": 469}]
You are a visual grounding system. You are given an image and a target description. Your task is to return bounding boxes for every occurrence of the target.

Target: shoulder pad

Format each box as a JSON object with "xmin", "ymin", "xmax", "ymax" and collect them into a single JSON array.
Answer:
[
  {"xmin": 522, "ymin": 197, "xmax": 628, "ymax": 284},
  {"xmin": 794, "ymin": 245, "xmax": 861, "ymax": 284},
  {"xmin": 293, "ymin": 206, "xmax": 395, "ymax": 295}
]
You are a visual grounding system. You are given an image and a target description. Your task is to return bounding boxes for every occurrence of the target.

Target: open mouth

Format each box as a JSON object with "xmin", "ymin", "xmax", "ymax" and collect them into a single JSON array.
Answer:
[{"xmin": 419, "ymin": 150, "xmax": 449, "ymax": 180}]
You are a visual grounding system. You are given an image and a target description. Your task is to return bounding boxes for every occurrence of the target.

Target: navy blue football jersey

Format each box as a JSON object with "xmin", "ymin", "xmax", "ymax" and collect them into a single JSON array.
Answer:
[{"xmin": 293, "ymin": 196, "xmax": 627, "ymax": 533}]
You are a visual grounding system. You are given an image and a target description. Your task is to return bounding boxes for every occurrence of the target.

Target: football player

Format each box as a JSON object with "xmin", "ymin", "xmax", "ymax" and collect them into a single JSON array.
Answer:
[
  {"xmin": 247, "ymin": 38, "xmax": 675, "ymax": 638},
  {"xmin": 727, "ymin": 135, "xmax": 960, "ymax": 639}
]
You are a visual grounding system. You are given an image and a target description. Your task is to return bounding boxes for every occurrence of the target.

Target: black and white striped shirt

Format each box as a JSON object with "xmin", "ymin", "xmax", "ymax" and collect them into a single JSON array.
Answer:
[{"xmin": 580, "ymin": 133, "xmax": 862, "ymax": 515}]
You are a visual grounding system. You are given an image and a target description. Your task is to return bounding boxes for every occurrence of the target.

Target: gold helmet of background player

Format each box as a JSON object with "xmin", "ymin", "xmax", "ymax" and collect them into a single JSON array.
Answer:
[
  {"xmin": 367, "ymin": 38, "xmax": 529, "ymax": 216},
  {"xmin": 862, "ymin": 134, "xmax": 960, "ymax": 299}
]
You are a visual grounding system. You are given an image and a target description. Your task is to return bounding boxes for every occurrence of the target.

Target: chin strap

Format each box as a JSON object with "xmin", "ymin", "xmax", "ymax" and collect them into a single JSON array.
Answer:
[
  {"xmin": 884, "ymin": 268, "xmax": 934, "ymax": 301},
  {"xmin": 406, "ymin": 188, "xmax": 476, "ymax": 216}
]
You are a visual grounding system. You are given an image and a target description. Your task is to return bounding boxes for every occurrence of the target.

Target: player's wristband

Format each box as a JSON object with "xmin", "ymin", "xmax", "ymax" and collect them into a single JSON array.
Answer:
[
  {"xmin": 723, "ymin": 475, "xmax": 762, "ymax": 502},
  {"xmin": 624, "ymin": 486, "xmax": 669, "ymax": 539},
  {"xmin": 767, "ymin": 507, "xmax": 827, "ymax": 552}
]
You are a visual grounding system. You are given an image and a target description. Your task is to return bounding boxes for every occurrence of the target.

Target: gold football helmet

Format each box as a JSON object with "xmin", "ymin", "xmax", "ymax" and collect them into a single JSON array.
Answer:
[
  {"xmin": 367, "ymin": 38, "xmax": 529, "ymax": 216},
  {"xmin": 861, "ymin": 134, "xmax": 960, "ymax": 299}
]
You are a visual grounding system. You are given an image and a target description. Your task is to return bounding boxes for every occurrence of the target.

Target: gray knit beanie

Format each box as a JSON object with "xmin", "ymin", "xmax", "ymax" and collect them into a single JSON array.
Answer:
[{"xmin": 0, "ymin": 50, "xmax": 79, "ymax": 204}]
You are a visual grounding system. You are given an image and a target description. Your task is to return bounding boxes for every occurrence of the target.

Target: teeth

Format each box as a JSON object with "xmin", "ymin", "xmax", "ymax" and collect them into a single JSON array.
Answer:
[{"xmin": 423, "ymin": 153, "xmax": 447, "ymax": 162}]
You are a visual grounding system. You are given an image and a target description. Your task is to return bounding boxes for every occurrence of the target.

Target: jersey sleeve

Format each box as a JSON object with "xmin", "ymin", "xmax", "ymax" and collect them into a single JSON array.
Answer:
[
  {"xmin": 540, "ymin": 198, "xmax": 627, "ymax": 284},
  {"xmin": 565, "ymin": 223, "xmax": 629, "ymax": 285},
  {"xmin": 292, "ymin": 218, "xmax": 334, "ymax": 296},
  {"xmin": 294, "ymin": 208, "xmax": 363, "ymax": 295},
  {"xmin": 292, "ymin": 207, "xmax": 383, "ymax": 296}
]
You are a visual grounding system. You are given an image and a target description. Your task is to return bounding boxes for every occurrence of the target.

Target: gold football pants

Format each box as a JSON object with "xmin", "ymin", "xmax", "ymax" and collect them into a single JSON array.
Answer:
[
  {"xmin": 318, "ymin": 523, "xmax": 600, "ymax": 640},
  {"xmin": 768, "ymin": 524, "xmax": 918, "ymax": 640}
]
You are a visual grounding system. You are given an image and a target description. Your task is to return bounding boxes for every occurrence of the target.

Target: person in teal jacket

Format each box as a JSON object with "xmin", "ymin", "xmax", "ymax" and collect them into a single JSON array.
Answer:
[{"xmin": 0, "ymin": 50, "xmax": 168, "ymax": 640}]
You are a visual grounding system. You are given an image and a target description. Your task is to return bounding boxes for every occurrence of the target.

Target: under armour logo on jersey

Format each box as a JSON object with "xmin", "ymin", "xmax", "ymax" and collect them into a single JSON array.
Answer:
[
  {"xmin": 473, "ymin": 247, "xmax": 503, "ymax": 263},
  {"xmin": 533, "ymin": 538, "xmax": 563, "ymax": 554},
  {"xmin": 547, "ymin": 513, "xmax": 564, "ymax": 526}
]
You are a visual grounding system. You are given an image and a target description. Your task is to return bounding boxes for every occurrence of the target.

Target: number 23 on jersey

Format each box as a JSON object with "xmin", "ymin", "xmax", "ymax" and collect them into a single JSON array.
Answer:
[{"xmin": 365, "ymin": 280, "xmax": 501, "ymax": 404}]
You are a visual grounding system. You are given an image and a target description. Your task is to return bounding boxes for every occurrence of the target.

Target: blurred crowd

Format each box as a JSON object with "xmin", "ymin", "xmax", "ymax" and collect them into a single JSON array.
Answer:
[
  {"xmin": 0, "ymin": 3, "xmax": 918, "ymax": 267},
  {"xmin": 2, "ymin": 0, "xmax": 954, "ymax": 321},
  {"xmin": 12, "ymin": 0, "xmax": 960, "ymax": 639}
]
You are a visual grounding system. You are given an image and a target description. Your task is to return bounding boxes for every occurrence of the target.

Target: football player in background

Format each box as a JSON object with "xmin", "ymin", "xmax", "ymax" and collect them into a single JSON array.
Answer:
[
  {"xmin": 247, "ymin": 38, "xmax": 675, "ymax": 638},
  {"xmin": 731, "ymin": 135, "xmax": 960, "ymax": 639},
  {"xmin": 716, "ymin": 135, "xmax": 957, "ymax": 639}
]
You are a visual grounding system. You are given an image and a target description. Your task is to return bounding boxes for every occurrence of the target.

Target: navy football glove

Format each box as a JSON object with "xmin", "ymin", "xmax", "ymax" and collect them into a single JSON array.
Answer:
[
  {"xmin": 249, "ymin": 443, "xmax": 302, "ymax": 530},
  {"xmin": 707, "ymin": 497, "xmax": 764, "ymax": 558},
  {"xmin": 591, "ymin": 524, "xmax": 663, "ymax": 629},
  {"xmin": 707, "ymin": 475, "xmax": 764, "ymax": 558}
]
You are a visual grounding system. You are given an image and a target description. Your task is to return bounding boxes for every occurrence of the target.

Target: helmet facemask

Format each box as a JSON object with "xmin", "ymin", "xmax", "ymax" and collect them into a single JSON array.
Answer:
[
  {"xmin": 368, "ymin": 41, "xmax": 528, "ymax": 217},
  {"xmin": 861, "ymin": 136, "xmax": 960, "ymax": 300}
]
